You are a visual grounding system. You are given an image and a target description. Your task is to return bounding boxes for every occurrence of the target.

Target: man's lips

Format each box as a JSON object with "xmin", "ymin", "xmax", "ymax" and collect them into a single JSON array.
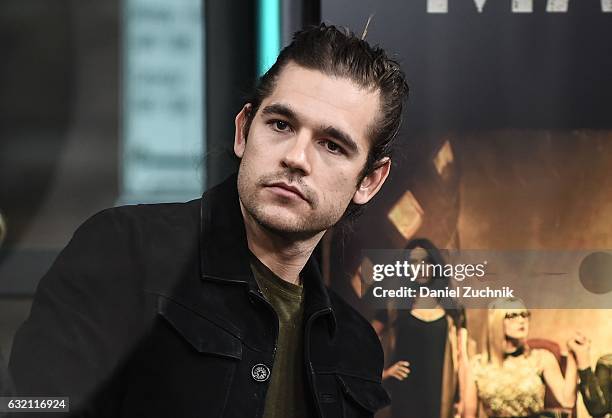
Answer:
[{"xmin": 265, "ymin": 182, "xmax": 307, "ymax": 201}]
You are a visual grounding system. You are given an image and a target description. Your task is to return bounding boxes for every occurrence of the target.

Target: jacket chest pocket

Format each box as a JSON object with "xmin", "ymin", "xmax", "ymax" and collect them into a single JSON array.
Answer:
[
  {"xmin": 316, "ymin": 372, "xmax": 390, "ymax": 418},
  {"xmin": 121, "ymin": 296, "xmax": 243, "ymax": 418},
  {"xmin": 157, "ymin": 296, "xmax": 242, "ymax": 360}
]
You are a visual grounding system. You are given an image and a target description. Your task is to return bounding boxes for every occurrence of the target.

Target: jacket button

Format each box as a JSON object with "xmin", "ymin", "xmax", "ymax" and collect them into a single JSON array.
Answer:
[{"xmin": 251, "ymin": 364, "xmax": 270, "ymax": 382}]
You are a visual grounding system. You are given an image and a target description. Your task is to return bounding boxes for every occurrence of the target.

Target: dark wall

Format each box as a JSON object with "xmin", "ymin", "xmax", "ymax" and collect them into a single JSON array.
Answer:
[
  {"xmin": 0, "ymin": 0, "xmax": 75, "ymax": 132},
  {"xmin": 322, "ymin": 0, "xmax": 612, "ymax": 132},
  {"xmin": 205, "ymin": 0, "xmax": 257, "ymax": 187},
  {"xmin": 0, "ymin": 0, "xmax": 120, "ymax": 296}
]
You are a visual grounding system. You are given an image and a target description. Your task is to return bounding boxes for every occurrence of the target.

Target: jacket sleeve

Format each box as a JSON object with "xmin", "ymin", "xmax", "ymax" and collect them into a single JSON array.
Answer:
[
  {"xmin": 0, "ymin": 349, "xmax": 14, "ymax": 396},
  {"xmin": 8, "ymin": 208, "xmax": 147, "ymax": 415}
]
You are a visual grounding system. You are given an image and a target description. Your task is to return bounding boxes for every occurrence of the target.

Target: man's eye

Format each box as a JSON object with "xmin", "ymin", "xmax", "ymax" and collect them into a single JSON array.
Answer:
[
  {"xmin": 273, "ymin": 120, "xmax": 290, "ymax": 131},
  {"xmin": 322, "ymin": 140, "xmax": 343, "ymax": 154}
]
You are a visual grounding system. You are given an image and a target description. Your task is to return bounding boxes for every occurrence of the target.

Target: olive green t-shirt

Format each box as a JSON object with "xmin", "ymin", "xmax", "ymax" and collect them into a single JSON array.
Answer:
[{"xmin": 250, "ymin": 255, "xmax": 309, "ymax": 418}]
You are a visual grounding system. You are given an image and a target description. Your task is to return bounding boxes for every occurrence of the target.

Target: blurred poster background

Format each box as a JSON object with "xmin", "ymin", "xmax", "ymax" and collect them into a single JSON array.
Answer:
[{"xmin": 322, "ymin": 2, "xmax": 612, "ymax": 417}]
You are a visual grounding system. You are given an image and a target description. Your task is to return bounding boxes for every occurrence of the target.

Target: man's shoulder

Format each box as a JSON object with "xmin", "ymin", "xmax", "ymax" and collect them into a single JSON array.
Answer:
[
  {"xmin": 80, "ymin": 198, "xmax": 201, "ymax": 238},
  {"xmin": 49, "ymin": 198, "xmax": 202, "ymax": 291}
]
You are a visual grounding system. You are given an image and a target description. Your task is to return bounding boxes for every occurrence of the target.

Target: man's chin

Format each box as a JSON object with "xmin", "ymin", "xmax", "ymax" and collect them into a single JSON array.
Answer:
[
  {"xmin": 255, "ymin": 214, "xmax": 312, "ymax": 235},
  {"xmin": 241, "ymin": 195, "xmax": 342, "ymax": 237},
  {"xmin": 250, "ymin": 208, "xmax": 332, "ymax": 238}
]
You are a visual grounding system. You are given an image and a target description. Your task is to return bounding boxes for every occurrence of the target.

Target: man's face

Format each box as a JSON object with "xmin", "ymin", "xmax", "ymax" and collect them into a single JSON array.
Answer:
[{"xmin": 234, "ymin": 63, "xmax": 389, "ymax": 237}]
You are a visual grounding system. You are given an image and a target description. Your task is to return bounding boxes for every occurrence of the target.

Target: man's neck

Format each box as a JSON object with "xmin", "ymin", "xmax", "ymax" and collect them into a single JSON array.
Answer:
[{"xmin": 240, "ymin": 202, "xmax": 324, "ymax": 285}]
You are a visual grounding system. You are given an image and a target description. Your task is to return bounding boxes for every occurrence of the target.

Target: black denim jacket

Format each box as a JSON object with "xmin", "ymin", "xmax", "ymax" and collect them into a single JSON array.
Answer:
[{"xmin": 9, "ymin": 174, "xmax": 390, "ymax": 417}]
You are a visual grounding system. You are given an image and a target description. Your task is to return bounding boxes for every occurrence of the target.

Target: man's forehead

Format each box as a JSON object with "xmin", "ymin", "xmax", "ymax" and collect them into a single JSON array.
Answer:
[{"xmin": 261, "ymin": 63, "xmax": 380, "ymax": 147}]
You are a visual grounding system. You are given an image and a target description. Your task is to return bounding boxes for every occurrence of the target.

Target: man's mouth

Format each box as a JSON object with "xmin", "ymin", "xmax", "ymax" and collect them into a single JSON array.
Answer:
[{"xmin": 266, "ymin": 182, "xmax": 308, "ymax": 201}]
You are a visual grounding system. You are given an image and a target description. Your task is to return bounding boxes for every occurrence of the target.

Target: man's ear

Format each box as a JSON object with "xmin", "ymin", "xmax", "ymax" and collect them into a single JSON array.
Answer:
[
  {"xmin": 352, "ymin": 158, "xmax": 391, "ymax": 205},
  {"xmin": 234, "ymin": 104, "xmax": 252, "ymax": 158}
]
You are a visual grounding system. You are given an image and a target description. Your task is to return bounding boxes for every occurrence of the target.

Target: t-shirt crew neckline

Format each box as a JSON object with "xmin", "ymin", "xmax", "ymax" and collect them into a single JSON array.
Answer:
[{"xmin": 248, "ymin": 252, "xmax": 304, "ymax": 301}]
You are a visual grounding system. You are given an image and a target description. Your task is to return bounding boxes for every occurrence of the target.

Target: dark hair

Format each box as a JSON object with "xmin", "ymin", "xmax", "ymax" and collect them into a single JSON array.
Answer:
[
  {"xmin": 245, "ymin": 23, "xmax": 409, "ymax": 184},
  {"xmin": 403, "ymin": 238, "xmax": 466, "ymax": 328}
]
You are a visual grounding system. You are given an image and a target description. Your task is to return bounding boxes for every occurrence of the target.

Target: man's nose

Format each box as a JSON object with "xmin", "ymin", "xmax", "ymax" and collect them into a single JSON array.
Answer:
[{"xmin": 281, "ymin": 132, "xmax": 312, "ymax": 175}]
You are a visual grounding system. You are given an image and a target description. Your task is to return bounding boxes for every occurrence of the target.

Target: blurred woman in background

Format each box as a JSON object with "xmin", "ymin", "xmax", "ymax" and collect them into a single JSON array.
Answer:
[
  {"xmin": 462, "ymin": 298, "xmax": 578, "ymax": 418},
  {"xmin": 372, "ymin": 238, "xmax": 467, "ymax": 418}
]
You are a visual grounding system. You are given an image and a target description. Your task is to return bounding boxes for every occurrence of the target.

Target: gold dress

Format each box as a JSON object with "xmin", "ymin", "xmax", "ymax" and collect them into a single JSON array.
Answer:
[{"xmin": 471, "ymin": 350, "xmax": 546, "ymax": 417}]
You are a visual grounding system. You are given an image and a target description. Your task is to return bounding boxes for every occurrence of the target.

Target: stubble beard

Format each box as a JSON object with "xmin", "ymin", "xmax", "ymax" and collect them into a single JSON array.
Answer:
[{"xmin": 237, "ymin": 167, "xmax": 346, "ymax": 240}]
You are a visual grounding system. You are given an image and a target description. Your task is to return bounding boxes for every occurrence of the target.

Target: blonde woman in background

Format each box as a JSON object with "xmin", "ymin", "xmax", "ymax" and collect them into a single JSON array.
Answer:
[{"xmin": 461, "ymin": 298, "xmax": 578, "ymax": 418}]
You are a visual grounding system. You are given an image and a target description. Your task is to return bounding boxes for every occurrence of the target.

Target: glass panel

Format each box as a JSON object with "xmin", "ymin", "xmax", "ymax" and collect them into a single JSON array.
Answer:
[{"xmin": 121, "ymin": 0, "xmax": 204, "ymax": 204}]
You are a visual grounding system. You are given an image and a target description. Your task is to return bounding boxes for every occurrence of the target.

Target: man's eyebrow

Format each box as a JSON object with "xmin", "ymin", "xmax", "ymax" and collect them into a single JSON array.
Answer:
[
  {"xmin": 261, "ymin": 103, "xmax": 297, "ymax": 120},
  {"xmin": 261, "ymin": 102, "xmax": 359, "ymax": 154},
  {"xmin": 321, "ymin": 125, "xmax": 359, "ymax": 154}
]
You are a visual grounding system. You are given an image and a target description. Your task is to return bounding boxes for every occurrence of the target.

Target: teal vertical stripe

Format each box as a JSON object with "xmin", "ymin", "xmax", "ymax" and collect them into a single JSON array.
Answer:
[{"xmin": 258, "ymin": 0, "xmax": 281, "ymax": 75}]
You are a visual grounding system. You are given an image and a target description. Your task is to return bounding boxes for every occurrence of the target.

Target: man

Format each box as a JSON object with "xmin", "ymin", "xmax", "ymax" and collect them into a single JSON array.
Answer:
[{"xmin": 9, "ymin": 24, "xmax": 409, "ymax": 417}]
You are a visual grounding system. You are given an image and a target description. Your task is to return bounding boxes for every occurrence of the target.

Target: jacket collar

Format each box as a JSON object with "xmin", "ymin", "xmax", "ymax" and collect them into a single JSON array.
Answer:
[{"xmin": 199, "ymin": 174, "xmax": 336, "ymax": 333}]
